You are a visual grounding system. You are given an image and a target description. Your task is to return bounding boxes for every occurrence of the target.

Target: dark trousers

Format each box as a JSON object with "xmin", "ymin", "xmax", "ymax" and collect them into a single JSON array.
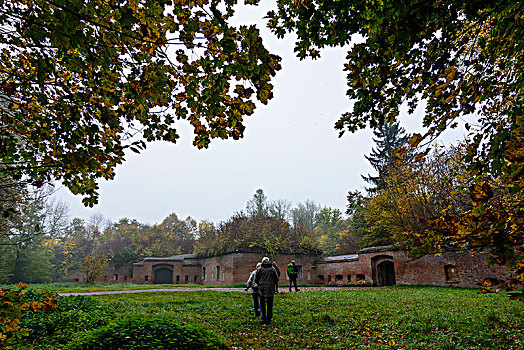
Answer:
[
  {"xmin": 260, "ymin": 296, "xmax": 274, "ymax": 324},
  {"xmin": 289, "ymin": 276, "xmax": 298, "ymax": 291},
  {"xmin": 252, "ymin": 293, "xmax": 260, "ymax": 317}
]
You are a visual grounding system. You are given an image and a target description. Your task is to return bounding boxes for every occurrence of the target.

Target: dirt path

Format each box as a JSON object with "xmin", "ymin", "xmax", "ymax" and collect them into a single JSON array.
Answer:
[
  {"xmin": 58, "ymin": 286, "xmax": 370, "ymax": 296},
  {"xmin": 58, "ymin": 288, "xmax": 244, "ymax": 296}
]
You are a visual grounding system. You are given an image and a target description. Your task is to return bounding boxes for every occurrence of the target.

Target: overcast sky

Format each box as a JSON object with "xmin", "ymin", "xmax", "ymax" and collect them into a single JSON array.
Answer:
[{"xmin": 52, "ymin": 1, "xmax": 467, "ymax": 226}]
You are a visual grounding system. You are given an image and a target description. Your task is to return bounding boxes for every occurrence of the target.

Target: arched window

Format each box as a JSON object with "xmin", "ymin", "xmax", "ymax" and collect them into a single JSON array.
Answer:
[{"xmin": 445, "ymin": 264, "xmax": 459, "ymax": 282}]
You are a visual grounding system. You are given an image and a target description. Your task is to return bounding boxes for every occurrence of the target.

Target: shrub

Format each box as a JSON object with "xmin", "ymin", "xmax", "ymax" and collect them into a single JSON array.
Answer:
[
  {"xmin": 65, "ymin": 315, "xmax": 229, "ymax": 350},
  {"xmin": 0, "ymin": 283, "xmax": 58, "ymax": 349},
  {"xmin": 22, "ymin": 294, "xmax": 114, "ymax": 346}
]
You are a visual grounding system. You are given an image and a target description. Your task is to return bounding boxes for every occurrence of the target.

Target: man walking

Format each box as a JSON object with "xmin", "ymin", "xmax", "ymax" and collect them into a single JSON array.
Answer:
[
  {"xmin": 245, "ymin": 263, "xmax": 261, "ymax": 318},
  {"xmin": 255, "ymin": 257, "xmax": 279, "ymax": 325},
  {"xmin": 287, "ymin": 260, "xmax": 300, "ymax": 292}
]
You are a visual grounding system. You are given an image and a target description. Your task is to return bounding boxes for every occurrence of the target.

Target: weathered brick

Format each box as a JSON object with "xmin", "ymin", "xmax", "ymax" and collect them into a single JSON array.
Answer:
[{"xmin": 69, "ymin": 248, "xmax": 512, "ymax": 288}]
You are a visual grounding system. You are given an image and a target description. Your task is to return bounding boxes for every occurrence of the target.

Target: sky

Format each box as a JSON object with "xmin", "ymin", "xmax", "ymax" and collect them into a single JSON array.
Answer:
[{"xmin": 52, "ymin": 1, "xmax": 468, "ymax": 226}]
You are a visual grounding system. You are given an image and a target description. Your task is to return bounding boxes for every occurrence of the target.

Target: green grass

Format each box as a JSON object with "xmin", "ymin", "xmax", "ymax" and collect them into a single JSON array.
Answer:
[
  {"xmin": 82, "ymin": 286, "xmax": 523, "ymax": 350},
  {"xmin": 12, "ymin": 284, "xmax": 524, "ymax": 349},
  {"xmin": 1, "ymin": 282, "xmax": 323, "ymax": 293},
  {"xmin": 0, "ymin": 282, "xmax": 218, "ymax": 293},
  {"xmin": 1, "ymin": 282, "xmax": 327, "ymax": 293}
]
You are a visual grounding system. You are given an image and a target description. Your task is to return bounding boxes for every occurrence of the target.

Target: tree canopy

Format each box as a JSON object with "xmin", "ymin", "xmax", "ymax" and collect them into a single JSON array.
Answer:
[
  {"xmin": 193, "ymin": 212, "xmax": 319, "ymax": 257},
  {"xmin": 268, "ymin": 0, "xmax": 522, "ymax": 175},
  {"xmin": 268, "ymin": 0, "xmax": 523, "ymax": 288},
  {"xmin": 0, "ymin": 0, "xmax": 281, "ymax": 206}
]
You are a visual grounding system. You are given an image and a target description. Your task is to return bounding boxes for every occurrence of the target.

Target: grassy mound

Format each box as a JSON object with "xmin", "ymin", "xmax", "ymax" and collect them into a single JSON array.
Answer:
[
  {"xmin": 22, "ymin": 293, "xmax": 114, "ymax": 347},
  {"xmin": 65, "ymin": 315, "xmax": 228, "ymax": 350}
]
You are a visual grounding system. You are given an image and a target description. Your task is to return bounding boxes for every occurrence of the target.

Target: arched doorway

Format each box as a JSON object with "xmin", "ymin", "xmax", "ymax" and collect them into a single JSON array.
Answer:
[
  {"xmin": 377, "ymin": 261, "xmax": 396, "ymax": 286},
  {"xmin": 371, "ymin": 255, "xmax": 396, "ymax": 286},
  {"xmin": 154, "ymin": 268, "xmax": 173, "ymax": 284}
]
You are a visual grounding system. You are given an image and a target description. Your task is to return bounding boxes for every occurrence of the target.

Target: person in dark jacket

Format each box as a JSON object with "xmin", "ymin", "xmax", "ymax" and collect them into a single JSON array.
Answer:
[
  {"xmin": 272, "ymin": 262, "xmax": 280, "ymax": 293},
  {"xmin": 287, "ymin": 260, "xmax": 300, "ymax": 292},
  {"xmin": 245, "ymin": 263, "xmax": 261, "ymax": 317},
  {"xmin": 255, "ymin": 257, "xmax": 279, "ymax": 325}
]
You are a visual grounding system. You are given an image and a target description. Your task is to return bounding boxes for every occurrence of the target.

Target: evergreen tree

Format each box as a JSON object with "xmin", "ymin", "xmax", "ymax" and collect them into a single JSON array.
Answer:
[
  {"xmin": 246, "ymin": 189, "xmax": 269, "ymax": 218},
  {"xmin": 362, "ymin": 121, "xmax": 409, "ymax": 194}
]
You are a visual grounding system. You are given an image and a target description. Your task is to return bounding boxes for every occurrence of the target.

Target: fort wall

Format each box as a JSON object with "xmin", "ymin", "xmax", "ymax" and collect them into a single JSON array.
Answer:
[{"xmin": 70, "ymin": 248, "xmax": 512, "ymax": 288}]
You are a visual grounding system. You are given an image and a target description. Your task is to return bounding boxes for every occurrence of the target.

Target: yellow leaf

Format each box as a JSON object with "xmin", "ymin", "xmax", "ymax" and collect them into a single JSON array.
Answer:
[
  {"xmin": 293, "ymin": 0, "xmax": 308, "ymax": 7},
  {"xmin": 445, "ymin": 66, "xmax": 457, "ymax": 83},
  {"xmin": 443, "ymin": 90, "xmax": 458, "ymax": 103},
  {"xmin": 408, "ymin": 133, "xmax": 423, "ymax": 147}
]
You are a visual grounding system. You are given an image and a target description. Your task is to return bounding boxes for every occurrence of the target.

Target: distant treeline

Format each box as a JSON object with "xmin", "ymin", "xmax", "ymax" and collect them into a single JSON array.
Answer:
[{"xmin": 0, "ymin": 188, "xmax": 358, "ymax": 284}]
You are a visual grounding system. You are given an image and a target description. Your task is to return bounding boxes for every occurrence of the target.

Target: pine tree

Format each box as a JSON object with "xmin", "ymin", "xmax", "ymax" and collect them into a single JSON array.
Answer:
[
  {"xmin": 362, "ymin": 122, "xmax": 409, "ymax": 194},
  {"xmin": 246, "ymin": 189, "xmax": 269, "ymax": 218}
]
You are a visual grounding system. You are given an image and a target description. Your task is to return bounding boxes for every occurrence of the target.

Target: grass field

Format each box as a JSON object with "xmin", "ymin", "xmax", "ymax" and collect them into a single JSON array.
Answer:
[
  {"xmin": 0, "ymin": 282, "xmax": 222, "ymax": 293},
  {"xmin": 0, "ymin": 282, "xmax": 314, "ymax": 293},
  {"xmin": 79, "ymin": 285, "xmax": 524, "ymax": 350}
]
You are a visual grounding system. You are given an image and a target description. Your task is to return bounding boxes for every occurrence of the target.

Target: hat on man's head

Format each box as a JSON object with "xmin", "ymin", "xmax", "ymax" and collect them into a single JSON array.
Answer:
[
  {"xmin": 256, "ymin": 262, "xmax": 262, "ymax": 268},
  {"xmin": 262, "ymin": 257, "xmax": 270, "ymax": 264},
  {"xmin": 291, "ymin": 260, "xmax": 295, "ymax": 263}
]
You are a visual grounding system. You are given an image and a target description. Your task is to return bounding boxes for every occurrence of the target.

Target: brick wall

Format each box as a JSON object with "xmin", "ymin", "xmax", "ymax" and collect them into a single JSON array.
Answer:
[
  {"xmin": 67, "ymin": 265, "xmax": 132, "ymax": 284},
  {"xmin": 131, "ymin": 257, "xmax": 201, "ymax": 284},
  {"xmin": 314, "ymin": 249, "xmax": 511, "ymax": 288},
  {"xmin": 126, "ymin": 249, "xmax": 514, "ymax": 288},
  {"xmin": 130, "ymin": 252, "xmax": 321, "ymax": 286},
  {"xmin": 197, "ymin": 252, "xmax": 320, "ymax": 286}
]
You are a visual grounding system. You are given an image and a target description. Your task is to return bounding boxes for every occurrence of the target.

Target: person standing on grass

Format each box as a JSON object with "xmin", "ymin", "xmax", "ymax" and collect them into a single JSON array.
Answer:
[
  {"xmin": 245, "ymin": 263, "xmax": 262, "ymax": 318},
  {"xmin": 287, "ymin": 260, "xmax": 300, "ymax": 292},
  {"xmin": 272, "ymin": 261, "xmax": 280, "ymax": 293},
  {"xmin": 255, "ymin": 257, "xmax": 279, "ymax": 325}
]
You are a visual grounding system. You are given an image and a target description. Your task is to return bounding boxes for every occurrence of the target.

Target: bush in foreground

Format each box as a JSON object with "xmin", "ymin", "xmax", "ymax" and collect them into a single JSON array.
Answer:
[
  {"xmin": 22, "ymin": 294, "xmax": 114, "ymax": 347},
  {"xmin": 65, "ymin": 315, "xmax": 229, "ymax": 350}
]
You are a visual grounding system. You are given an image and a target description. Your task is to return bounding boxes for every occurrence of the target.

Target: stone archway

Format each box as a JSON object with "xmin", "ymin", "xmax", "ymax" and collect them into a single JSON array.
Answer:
[
  {"xmin": 153, "ymin": 267, "xmax": 173, "ymax": 284},
  {"xmin": 377, "ymin": 260, "xmax": 396, "ymax": 286},
  {"xmin": 371, "ymin": 255, "xmax": 396, "ymax": 286}
]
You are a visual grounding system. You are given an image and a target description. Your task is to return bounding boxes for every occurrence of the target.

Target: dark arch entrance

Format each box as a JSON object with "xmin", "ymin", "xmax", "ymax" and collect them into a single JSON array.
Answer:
[
  {"xmin": 377, "ymin": 261, "xmax": 396, "ymax": 286},
  {"xmin": 371, "ymin": 255, "xmax": 396, "ymax": 287},
  {"xmin": 154, "ymin": 268, "xmax": 173, "ymax": 284}
]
